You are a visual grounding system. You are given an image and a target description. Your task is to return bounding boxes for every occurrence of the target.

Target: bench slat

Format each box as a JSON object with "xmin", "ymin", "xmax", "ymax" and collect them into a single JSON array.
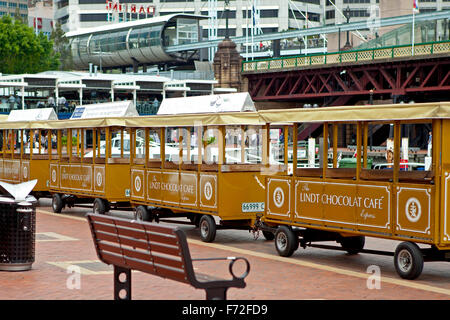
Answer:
[
  {"xmin": 94, "ymin": 229, "xmax": 182, "ymax": 256},
  {"xmin": 89, "ymin": 214, "xmax": 176, "ymax": 235},
  {"xmin": 92, "ymin": 221, "xmax": 179, "ymax": 246},
  {"xmin": 97, "ymin": 241, "xmax": 184, "ymax": 270},
  {"xmin": 100, "ymin": 251, "xmax": 189, "ymax": 284}
]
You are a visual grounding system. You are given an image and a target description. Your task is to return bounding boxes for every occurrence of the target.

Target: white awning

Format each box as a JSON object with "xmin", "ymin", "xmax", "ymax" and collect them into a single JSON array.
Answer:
[
  {"xmin": 157, "ymin": 92, "xmax": 256, "ymax": 115},
  {"xmin": 8, "ymin": 108, "xmax": 58, "ymax": 121},
  {"xmin": 70, "ymin": 101, "xmax": 139, "ymax": 119}
]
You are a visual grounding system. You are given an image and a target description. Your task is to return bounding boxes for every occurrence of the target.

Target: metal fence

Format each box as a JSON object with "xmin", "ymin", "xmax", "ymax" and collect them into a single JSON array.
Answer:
[{"xmin": 242, "ymin": 40, "xmax": 450, "ymax": 72}]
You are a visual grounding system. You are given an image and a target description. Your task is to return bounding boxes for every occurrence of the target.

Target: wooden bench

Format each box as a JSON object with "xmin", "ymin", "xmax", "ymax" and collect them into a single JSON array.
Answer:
[{"xmin": 86, "ymin": 214, "xmax": 250, "ymax": 300}]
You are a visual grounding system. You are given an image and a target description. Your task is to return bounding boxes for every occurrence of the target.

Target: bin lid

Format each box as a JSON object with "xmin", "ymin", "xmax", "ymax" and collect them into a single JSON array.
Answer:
[{"xmin": 0, "ymin": 180, "xmax": 37, "ymax": 202}]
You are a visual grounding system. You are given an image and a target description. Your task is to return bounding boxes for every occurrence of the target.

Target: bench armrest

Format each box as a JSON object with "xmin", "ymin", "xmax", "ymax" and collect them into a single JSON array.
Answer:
[{"xmin": 192, "ymin": 256, "xmax": 250, "ymax": 280}]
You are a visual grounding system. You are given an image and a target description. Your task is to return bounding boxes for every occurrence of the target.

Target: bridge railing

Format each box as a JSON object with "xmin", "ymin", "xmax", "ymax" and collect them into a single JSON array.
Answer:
[{"xmin": 242, "ymin": 40, "xmax": 450, "ymax": 73}]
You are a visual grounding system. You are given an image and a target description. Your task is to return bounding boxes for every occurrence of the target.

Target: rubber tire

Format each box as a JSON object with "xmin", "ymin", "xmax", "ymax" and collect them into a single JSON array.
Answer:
[
  {"xmin": 274, "ymin": 225, "xmax": 298, "ymax": 257},
  {"xmin": 52, "ymin": 194, "xmax": 63, "ymax": 213},
  {"xmin": 93, "ymin": 198, "xmax": 107, "ymax": 215},
  {"xmin": 199, "ymin": 215, "xmax": 216, "ymax": 243},
  {"xmin": 340, "ymin": 236, "xmax": 365, "ymax": 255},
  {"xmin": 135, "ymin": 205, "xmax": 151, "ymax": 222},
  {"xmin": 262, "ymin": 231, "xmax": 275, "ymax": 241},
  {"xmin": 394, "ymin": 242, "xmax": 424, "ymax": 280}
]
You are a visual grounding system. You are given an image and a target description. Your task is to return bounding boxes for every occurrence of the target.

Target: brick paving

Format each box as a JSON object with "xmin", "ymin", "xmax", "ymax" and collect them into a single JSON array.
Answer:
[{"xmin": 0, "ymin": 203, "xmax": 449, "ymax": 300}]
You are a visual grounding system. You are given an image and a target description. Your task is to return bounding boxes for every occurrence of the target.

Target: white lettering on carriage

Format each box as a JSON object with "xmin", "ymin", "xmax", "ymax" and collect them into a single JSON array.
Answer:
[
  {"xmin": 61, "ymin": 172, "xmax": 91, "ymax": 184},
  {"xmin": 148, "ymin": 179, "xmax": 195, "ymax": 194},
  {"xmin": 299, "ymin": 192, "xmax": 384, "ymax": 211}
]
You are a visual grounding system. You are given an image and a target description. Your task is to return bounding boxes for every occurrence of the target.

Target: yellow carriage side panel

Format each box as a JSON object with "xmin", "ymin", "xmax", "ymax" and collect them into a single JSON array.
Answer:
[
  {"xmin": 180, "ymin": 171, "xmax": 197, "ymax": 207},
  {"xmin": 394, "ymin": 184, "xmax": 434, "ymax": 240},
  {"xmin": 27, "ymin": 160, "xmax": 50, "ymax": 192},
  {"xmin": 93, "ymin": 165, "xmax": 106, "ymax": 195},
  {"xmin": 49, "ymin": 162, "xmax": 59, "ymax": 189},
  {"xmin": 146, "ymin": 169, "xmax": 162, "ymax": 204},
  {"xmin": 59, "ymin": 164, "xmax": 93, "ymax": 192},
  {"xmin": 268, "ymin": 176, "xmax": 392, "ymax": 235},
  {"xmin": 131, "ymin": 168, "xmax": 145, "ymax": 200},
  {"xmin": 21, "ymin": 161, "xmax": 30, "ymax": 182},
  {"xmin": 355, "ymin": 182, "xmax": 391, "ymax": 234},
  {"xmin": 0, "ymin": 159, "xmax": 3, "ymax": 179},
  {"xmin": 217, "ymin": 171, "xmax": 265, "ymax": 220},
  {"xmin": 442, "ymin": 173, "xmax": 450, "ymax": 245},
  {"xmin": 440, "ymin": 120, "xmax": 450, "ymax": 246},
  {"xmin": 294, "ymin": 179, "xmax": 324, "ymax": 226},
  {"xmin": 199, "ymin": 173, "xmax": 218, "ymax": 212},
  {"xmin": 266, "ymin": 176, "xmax": 291, "ymax": 221},
  {"xmin": 161, "ymin": 170, "xmax": 180, "ymax": 206},
  {"xmin": 105, "ymin": 164, "xmax": 130, "ymax": 201},
  {"xmin": 3, "ymin": 159, "xmax": 20, "ymax": 183},
  {"xmin": 322, "ymin": 180, "xmax": 358, "ymax": 229}
]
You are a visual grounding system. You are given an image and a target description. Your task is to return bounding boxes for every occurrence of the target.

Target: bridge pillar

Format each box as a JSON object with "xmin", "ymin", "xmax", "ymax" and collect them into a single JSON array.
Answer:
[{"xmin": 213, "ymin": 38, "xmax": 242, "ymax": 92}]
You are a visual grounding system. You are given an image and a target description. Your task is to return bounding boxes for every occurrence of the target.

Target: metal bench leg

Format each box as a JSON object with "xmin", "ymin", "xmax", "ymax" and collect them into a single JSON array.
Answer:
[
  {"xmin": 114, "ymin": 266, "xmax": 132, "ymax": 300},
  {"xmin": 205, "ymin": 288, "xmax": 228, "ymax": 300}
]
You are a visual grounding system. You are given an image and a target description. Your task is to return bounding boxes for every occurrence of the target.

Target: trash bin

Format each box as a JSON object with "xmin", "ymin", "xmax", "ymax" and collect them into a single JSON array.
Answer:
[{"xmin": 0, "ymin": 180, "xmax": 38, "ymax": 271}]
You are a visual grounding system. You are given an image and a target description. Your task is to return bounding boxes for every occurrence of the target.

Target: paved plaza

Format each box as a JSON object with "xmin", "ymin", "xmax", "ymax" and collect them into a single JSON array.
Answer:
[{"xmin": 0, "ymin": 198, "xmax": 449, "ymax": 301}]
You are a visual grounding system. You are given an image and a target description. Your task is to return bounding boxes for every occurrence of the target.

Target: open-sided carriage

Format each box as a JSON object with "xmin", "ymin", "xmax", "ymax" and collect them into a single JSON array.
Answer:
[
  {"xmin": 259, "ymin": 102, "xmax": 450, "ymax": 279},
  {"xmin": 126, "ymin": 93, "xmax": 281, "ymax": 242},
  {"xmin": 0, "ymin": 109, "xmax": 58, "ymax": 198}
]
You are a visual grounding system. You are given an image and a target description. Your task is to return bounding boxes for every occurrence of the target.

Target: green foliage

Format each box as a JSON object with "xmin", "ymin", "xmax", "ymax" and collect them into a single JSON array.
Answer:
[
  {"xmin": 0, "ymin": 15, "xmax": 60, "ymax": 74},
  {"xmin": 50, "ymin": 22, "xmax": 73, "ymax": 71},
  {"xmin": 203, "ymin": 136, "xmax": 216, "ymax": 145},
  {"xmin": 61, "ymin": 136, "xmax": 77, "ymax": 146}
]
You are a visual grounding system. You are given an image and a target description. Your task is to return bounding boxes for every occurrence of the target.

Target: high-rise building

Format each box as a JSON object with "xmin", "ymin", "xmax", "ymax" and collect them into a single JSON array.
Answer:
[
  {"xmin": 28, "ymin": 0, "xmax": 53, "ymax": 38},
  {"xmin": 0, "ymin": 0, "xmax": 28, "ymax": 20},
  {"xmin": 53, "ymin": 0, "xmax": 449, "ymax": 53}
]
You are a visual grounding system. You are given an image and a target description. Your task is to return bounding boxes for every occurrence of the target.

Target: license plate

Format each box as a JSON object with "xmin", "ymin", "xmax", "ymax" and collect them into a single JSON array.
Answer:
[{"xmin": 242, "ymin": 202, "xmax": 265, "ymax": 213}]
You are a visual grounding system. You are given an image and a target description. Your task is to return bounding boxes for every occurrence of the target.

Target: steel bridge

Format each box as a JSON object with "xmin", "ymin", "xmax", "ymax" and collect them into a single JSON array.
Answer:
[{"xmin": 242, "ymin": 40, "xmax": 450, "ymax": 107}]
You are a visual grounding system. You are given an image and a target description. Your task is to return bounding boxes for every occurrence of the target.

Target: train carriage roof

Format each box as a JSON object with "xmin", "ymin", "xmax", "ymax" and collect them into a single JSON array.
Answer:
[
  {"xmin": 1, "ymin": 102, "xmax": 450, "ymax": 130},
  {"xmin": 259, "ymin": 102, "xmax": 450, "ymax": 124}
]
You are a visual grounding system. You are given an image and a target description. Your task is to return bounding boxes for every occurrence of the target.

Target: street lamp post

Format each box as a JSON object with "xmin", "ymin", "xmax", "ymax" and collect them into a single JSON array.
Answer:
[{"xmin": 344, "ymin": 6, "xmax": 351, "ymax": 49}]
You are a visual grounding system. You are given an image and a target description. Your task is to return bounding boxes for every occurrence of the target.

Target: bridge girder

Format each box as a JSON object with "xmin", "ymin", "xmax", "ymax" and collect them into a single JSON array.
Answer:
[{"xmin": 245, "ymin": 56, "xmax": 450, "ymax": 105}]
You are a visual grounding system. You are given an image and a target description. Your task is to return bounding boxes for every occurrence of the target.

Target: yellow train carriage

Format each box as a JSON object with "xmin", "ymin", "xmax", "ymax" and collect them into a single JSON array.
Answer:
[
  {"xmin": 0, "ymin": 117, "xmax": 55, "ymax": 198},
  {"xmin": 42, "ymin": 117, "xmax": 133, "ymax": 214},
  {"xmin": 125, "ymin": 112, "xmax": 279, "ymax": 242},
  {"xmin": 259, "ymin": 102, "xmax": 450, "ymax": 279}
]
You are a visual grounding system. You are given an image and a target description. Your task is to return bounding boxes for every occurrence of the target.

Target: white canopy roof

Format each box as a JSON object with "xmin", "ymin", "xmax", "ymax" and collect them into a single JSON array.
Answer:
[
  {"xmin": 70, "ymin": 101, "xmax": 139, "ymax": 119},
  {"xmin": 157, "ymin": 92, "xmax": 256, "ymax": 115},
  {"xmin": 8, "ymin": 108, "xmax": 58, "ymax": 122}
]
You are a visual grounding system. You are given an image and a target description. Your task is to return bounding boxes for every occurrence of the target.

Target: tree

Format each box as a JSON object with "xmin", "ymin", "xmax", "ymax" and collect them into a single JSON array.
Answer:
[
  {"xmin": 50, "ymin": 22, "xmax": 73, "ymax": 71},
  {"xmin": 0, "ymin": 15, "xmax": 59, "ymax": 74}
]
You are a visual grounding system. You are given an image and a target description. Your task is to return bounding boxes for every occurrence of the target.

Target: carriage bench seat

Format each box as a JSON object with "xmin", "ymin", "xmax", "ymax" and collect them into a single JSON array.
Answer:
[{"xmin": 86, "ymin": 214, "xmax": 250, "ymax": 300}]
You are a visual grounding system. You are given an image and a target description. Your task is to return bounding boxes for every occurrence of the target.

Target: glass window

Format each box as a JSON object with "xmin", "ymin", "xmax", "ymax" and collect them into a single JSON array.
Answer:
[
  {"xmin": 129, "ymin": 28, "xmax": 140, "ymax": 49},
  {"xmin": 148, "ymin": 129, "xmax": 161, "ymax": 160}
]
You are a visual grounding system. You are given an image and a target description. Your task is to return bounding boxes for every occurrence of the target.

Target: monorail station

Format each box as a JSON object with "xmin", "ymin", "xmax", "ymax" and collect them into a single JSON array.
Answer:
[
  {"xmin": 66, "ymin": 14, "xmax": 206, "ymax": 72},
  {"xmin": 0, "ymin": 70, "xmax": 221, "ymax": 117}
]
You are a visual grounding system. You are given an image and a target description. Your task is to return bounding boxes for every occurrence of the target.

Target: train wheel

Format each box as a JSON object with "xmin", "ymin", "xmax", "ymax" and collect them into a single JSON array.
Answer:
[
  {"xmin": 135, "ymin": 205, "xmax": 151, "ymax": 222},
  {"xmin": 394, "ymin": 242, "xmax": 424, "ymax": 280},
  {"xmin": 262, "ymin": 231, "xmax": 275, "ymax": 241},
  {"xmin": 93, "ymin": 198, "xmax": 107, "ymax": 215},
  {"xmin": 199, "ymin": 215, "xmax": 216, "ymax": 243},
  {"xmin": 339, "ymin": 236, "xmax": 365, "ymax": 255},
  {"xmin": 274, "ymin": 226, "xmax": 298, "ymax": 257},
  {"xmin": 52, "ymin": 194, "xmax": 63, "ymax": 213}
]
